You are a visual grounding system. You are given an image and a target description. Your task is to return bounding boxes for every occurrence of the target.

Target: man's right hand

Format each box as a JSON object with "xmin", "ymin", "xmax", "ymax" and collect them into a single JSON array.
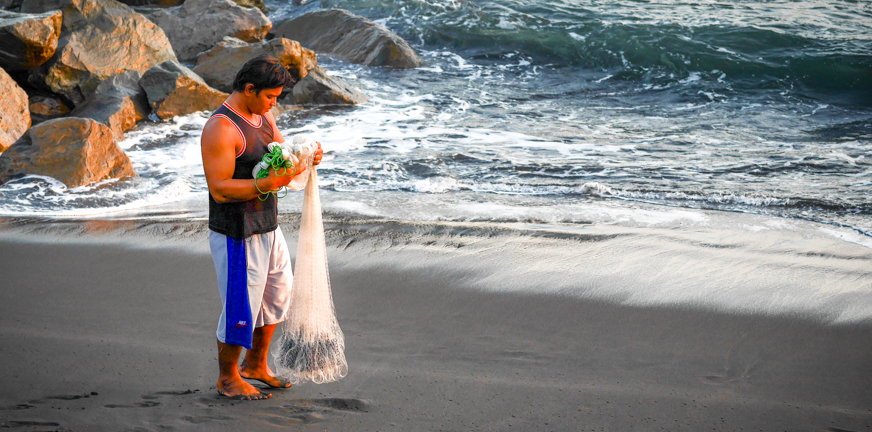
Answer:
[{"xmin": 260, "ymin": 163, "xmax": 306, "ymax": 192}]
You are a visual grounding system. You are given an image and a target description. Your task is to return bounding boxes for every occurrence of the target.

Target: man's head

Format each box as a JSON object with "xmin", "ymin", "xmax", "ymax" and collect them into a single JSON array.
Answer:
[{"xmin": 232, "ymin": 55, "xmax": 295, "ymax": 115}]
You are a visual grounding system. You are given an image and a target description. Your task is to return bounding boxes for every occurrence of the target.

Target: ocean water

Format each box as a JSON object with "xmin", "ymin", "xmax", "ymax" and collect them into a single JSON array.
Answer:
[{"xmin": 0, "ymin": 0, "xmax": 870, "ymax": 238}]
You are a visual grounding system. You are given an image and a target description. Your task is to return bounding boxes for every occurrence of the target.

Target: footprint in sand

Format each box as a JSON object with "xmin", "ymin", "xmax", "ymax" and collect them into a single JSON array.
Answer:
[
  {"xmin": 253, "ymin": 398, "xmax": 371, "ymax": 425},
  {"xmin": 700, "ymin": 333, "xmax": 760, "ymax": 385}
]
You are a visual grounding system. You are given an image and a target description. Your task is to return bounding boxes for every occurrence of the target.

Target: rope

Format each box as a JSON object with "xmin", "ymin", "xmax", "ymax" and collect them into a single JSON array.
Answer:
[{"xmin": 254, "ymin": 143, "xmax": 301, "ymax": 201}]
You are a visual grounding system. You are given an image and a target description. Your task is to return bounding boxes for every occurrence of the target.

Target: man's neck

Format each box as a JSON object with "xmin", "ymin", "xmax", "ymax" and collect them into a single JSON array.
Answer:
[{"xmin": 225, "ymin": 93, "xmax": 259, "ymax": 123}]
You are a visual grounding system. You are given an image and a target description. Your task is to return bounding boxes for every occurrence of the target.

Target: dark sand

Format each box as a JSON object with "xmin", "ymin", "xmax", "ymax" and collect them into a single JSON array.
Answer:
[{"xmin": 0, "ymin": 217, "xmax": 870, "ymax": 431}]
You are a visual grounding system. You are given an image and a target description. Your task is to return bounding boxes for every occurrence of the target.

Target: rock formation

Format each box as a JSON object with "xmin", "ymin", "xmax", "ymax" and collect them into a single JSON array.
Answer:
[
  {"xmin": 70, "ymin": 70, "xmax": 149, "ymax": 139},
  {"xmin": 0, "ymin": 117, "xmax": 136, "ymax": 187},
  {"xmin": 0, "ymin": 67, "xmax": 31, "ymax": 151},
  {"xmin": 283, "ymin": 66, "xmax": 368, "ymax": 106},
  {"xmin": 193, "ymin": 37, "xmax": 317, "ymax": 92},
  {"xmin": 28, "ymin": 94, "xmax": 69, "ymax": 124},
  {"xmin": 271, "ymin": 9, "xmax": 421, "ymax": 69},
  {"xmin": 230, "ymin": 0, "xmax": 263, "ymax": 12},
  {"xmin": 146, "ymin": 0, "xmax": 270, "ymax": 61},
  {"xmin": 115, "ymin": 0, "xmax": 182, "ymax": 7},
  {"xmin": 1, "ymin": 0, "xmax": 24, "ymax": 10},
  {"xmin": 23, "ymin": 0, "xmax": 177, "ymax": 106},
  {"xmin": 0, "ymin": 10, "xmax": 62, "ymax": 71},
  {"xmin": 140, "ymin": 60, "xmax": 228, "ymax": 119}
]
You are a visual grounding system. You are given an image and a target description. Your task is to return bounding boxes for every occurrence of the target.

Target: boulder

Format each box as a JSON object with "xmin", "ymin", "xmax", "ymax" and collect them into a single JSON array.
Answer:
[
  {"xmin": 118, "ymin": 0, "xmax": 264, "ymax": 12},
  {"xmin": 0, "ymin": 10, "xmax": 62, "ymax": 71},
  {"xmin": 1, "ymin": 0, "xmax": 24, "ymax": 10},
  {"xmin": 0, "ymin": 117, "xmax": 135, "ymax": 187},
  {"xmin": 0, "ymin": 67, "xmax": 30, "ymax": 151},
  {"xmin": 282, "ymin": 66, "xmax": 367, "ymax": 106},
  {"xmin": 269, "ymin": 103, "xmax": 298, "ymax": 119},
  {"xmin": 140, "ymin": 60, "xmax": 228, "ymax": 119},
  {"xmin": 28, "ymin": 94, "xmax": 69, "ymax": 124},
  {"xmin": 70, "ymin": 70, "xmax": 149, "ymax": 139},
  {"xmin": 23, "ymin": 0, "xmax": 176, "ymax": 106},
  {"xmin": 230, "ymin": 0, "xmax": 264, "ymax": 12},
  {"xmin": 146, "ymin": 0, "xmax": 271, "ymax": 62},
  {"xmin": 18, "ymin": 0, "xmax": 63, "ymax": 12},
  {"xmin": 193, "ymin": 37, "xmax": 316, "ymax": 92},
  {"xmin": 29, "ymin": 94, "xmax": 69, "ymax": 116},
  {"xmin": 271, "ymin": 9, "xmax": 421, "ymax": 69},
  {"xmin": 116, "ymin": 0, "xmax": 182, "ymax": 7}
]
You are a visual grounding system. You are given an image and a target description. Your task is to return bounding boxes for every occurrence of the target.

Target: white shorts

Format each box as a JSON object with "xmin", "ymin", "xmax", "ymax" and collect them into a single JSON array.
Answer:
[{"xmin": 209, "ymin": 226, "xmax": 293, "ymax": 349}]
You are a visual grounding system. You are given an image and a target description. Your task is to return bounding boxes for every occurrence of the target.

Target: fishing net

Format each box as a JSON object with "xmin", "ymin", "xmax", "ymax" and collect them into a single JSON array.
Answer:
[{"xmin": 273, "ymin": 139, "xmax": 347, "ymax": 384}]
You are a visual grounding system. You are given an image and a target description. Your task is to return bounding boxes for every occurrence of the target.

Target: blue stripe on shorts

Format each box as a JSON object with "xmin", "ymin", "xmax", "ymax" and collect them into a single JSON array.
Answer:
[{"xmin": 224, "ymin": 236, "xmax": 254, "ymax": 349}]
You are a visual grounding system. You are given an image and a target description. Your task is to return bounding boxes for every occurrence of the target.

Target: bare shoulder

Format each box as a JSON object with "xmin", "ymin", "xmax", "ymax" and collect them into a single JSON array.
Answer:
[{"xmin": 202, "ymin": 115, "xmax": 242, "ymax": 151}]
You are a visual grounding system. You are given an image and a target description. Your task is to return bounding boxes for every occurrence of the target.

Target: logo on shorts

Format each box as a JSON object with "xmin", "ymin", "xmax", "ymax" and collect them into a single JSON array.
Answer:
[{"xmin": 235, "ymin": 320, "xmax": 248, "ymax": 328}]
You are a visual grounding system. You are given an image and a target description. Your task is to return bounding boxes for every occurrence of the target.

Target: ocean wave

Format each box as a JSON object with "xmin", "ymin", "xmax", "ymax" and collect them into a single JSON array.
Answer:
[{"xmin": 306, "ymin": 0, "xmax": 872, "ymax": 105}]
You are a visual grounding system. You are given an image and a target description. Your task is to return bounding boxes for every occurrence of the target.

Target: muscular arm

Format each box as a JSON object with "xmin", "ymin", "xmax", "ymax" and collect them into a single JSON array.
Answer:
[{"xmin": 201, "ymin": 117, "xmax": 299, "ymax": 203}]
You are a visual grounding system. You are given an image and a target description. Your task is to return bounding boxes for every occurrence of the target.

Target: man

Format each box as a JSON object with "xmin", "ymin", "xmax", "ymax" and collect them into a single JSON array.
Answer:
[{"xmin": 201, "ymin": 55, "xmax": 322, "ymax": 400}]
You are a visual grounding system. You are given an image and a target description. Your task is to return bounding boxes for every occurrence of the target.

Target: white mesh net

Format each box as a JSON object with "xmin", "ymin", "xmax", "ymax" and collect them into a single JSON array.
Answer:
[
  {"xmin": 273, "ymin": 160, "xmax": 348, "ymax": 385},
  {"xmin": 285, "ymin": 135, "xmax": 317, "ymax": 192}
]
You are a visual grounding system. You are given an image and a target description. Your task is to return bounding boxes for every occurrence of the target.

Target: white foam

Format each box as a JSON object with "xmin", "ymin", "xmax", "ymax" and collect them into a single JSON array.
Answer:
[{"xmin": 820, "ymin": 227, "xmax": 872, "ymax": 250}]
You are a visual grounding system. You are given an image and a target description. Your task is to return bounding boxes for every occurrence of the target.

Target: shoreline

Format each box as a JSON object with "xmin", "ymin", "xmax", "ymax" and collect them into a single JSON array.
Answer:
[{"xmin": 0, "ymin": 215, "xmax": 871, "ymax": 430}]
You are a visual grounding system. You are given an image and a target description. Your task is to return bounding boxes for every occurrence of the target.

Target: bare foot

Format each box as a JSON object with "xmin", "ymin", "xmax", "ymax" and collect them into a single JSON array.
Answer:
[
  {"xmin": 239, "ymin": 362, "xmax": 292, "ymax": 389},
  {"xmin": 217, "ymin": 377, "xmax": 272, "ymax": 400}
]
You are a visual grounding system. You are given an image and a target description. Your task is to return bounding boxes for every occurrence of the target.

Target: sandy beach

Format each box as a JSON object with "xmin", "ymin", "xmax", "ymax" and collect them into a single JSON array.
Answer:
[{"xmin": 0, "ymin": 213, "xmax": 870, "ymax": 431}]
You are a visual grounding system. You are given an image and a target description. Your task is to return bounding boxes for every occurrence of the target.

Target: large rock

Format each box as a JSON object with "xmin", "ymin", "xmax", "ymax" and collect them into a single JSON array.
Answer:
[
  {"xmin": 283, "ymin": 66, "xmax": 367, "ymax": 106},
  {"xmin": 23, "ymin": 0, "xmax": 176, "ymax": 106},
  {"xmin": 0, "ymin": 117, "xmax": 135, "ymax": 187},
  {"xmin": 118, "ymin": 0, "xmax": 264, "ymax": 12},
  {"xmin": 70, "ymin": 70, "xmax": 149, "ymax": 139},
  {"xmin": 0, "ymin": 10, "xmax": 62, "ymax": 71},
  {"xmin": 230, "ymin": 0, "xmax": 263, "ymax": 12},
  {"xmin": 271, "ymin": 9, "xmax": 421, "ymax": 69},
  {"xmin": 193, "ymin": 37, "xmax": 316, "ymax": 92},
  {"xmin": 116, "ymin": 0, "xmax": 182, "ymax": 7},
  {"xmin": 29, "ymin": 94, "xmax": 69, "ymax": 124},
  {"xmin": 146, "ymin": 0, "xmax": 271, "ymax": 62},
  {"xmin": 140, "ymin": 60, "xmax": 228, "ymax": 119},
  {"xmin": 0, "ymin": 67, "xmax": 31, "ymax": 151},
  {"xmin": 29, "ymin": 94, "xmax": 69, "ymax": 116},
  {"xmin": 269, "ymin": 103, "xmax": 298, "ymax": 119},
  {"xmin": 1, "ymin": 0, "xmax": 24, "ymax": 10}
]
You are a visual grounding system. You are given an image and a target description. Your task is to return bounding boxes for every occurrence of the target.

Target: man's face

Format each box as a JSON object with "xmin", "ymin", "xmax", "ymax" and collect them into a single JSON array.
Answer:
[{"xmin": 245, "ymin": 85, "xmax": 283, "ymax": 115}]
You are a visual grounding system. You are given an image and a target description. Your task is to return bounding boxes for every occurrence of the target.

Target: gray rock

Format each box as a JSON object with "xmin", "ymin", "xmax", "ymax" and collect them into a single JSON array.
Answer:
[
  {"xmin": 146, "ymin": 0, "xmax": 271, "ymax": 62},
  {"xmin": 70, "ymin": 70, "xmax": 150, "ymax": 139},
  {"xmin": 193, "ymin": 37, "xmax": 317, "ymax": 92},
  {"xmin": 29, "ymin": 94, "xmax": 69, "ymax": 116},
  {"xmin": 229, "ymin": 0, "xmax": 263, "ymax": 12},
  {"xmin": 0, "ymin": 67, "xmax": 30, "ymax": 151},
  {"xmin": 269, "ymin": 103, "xmax": 298, "ymax": 119},
  {"xmin": 1, "ymin": 0, "xmax": 24, "ymax": 10},
  {"xmin": 19, "ymin": 0, "xmax": 65, "ymax": 12},
  {"xmin": 271, "ymin": 9, "xmax": 421, "ymax": 69},
  {"xmin": 0, "ymin": 117, "xmax": 136, "ymax": 187},
  {"xmin": 28, "ymin": 94, "xmax": 69, "ymax": 124},
  {"xmin": 283, "ymin": 66, "xmax": 367, "ymax": 106},
  {"xmin": 23, "ymin": 0, "xmax": 177, "ymax": 106},
  {"xmin": 0, "ymin": 10, "xmax": 62, "ymax": 71},
  {"xmin": 115, "ymin": 0, "xmax": 182, "ymax": 7},
  {"xmin": 140, "ymin": 59, "xmax": 228, "ymax": 119}
]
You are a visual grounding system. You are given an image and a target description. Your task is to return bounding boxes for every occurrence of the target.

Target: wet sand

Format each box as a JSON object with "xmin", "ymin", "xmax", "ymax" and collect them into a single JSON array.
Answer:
[{"xmin": 0, "ymin": 216, "xmax": 870, "ymax": 431}]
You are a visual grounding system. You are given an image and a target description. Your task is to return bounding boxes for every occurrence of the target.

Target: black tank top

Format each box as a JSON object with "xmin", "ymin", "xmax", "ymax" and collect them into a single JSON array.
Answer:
[{"xmin": 207, "ymin": 102, "xmax": 278, "ymax": 239}]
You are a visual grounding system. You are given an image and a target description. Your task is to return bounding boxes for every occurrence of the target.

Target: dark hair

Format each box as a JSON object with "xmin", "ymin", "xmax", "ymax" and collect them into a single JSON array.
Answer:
[{"xmin": 232, "ymin": 55, "xmax": 296, "ymax": 93}]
